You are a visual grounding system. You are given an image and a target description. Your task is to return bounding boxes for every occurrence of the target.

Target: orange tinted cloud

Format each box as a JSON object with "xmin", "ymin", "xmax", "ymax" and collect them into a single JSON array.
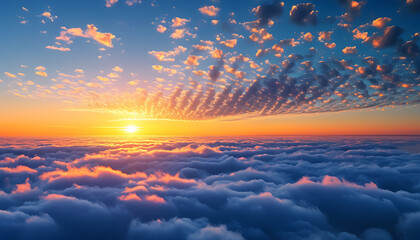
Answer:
[
  {"xmin": 325, "ymin": 42, "xmax": 336, "ymax": 49},
  {"xmin": 39, "ymin": 166, "xmax": 146, "ymax": 183},
  {"xmin": 211, "ymin": 49, "xmax": 223, "ymax": 58},
  {"xmin": 4, "ymin": 72, "xmax": 17, "ymax": 78},
  {"xmin": 46, "ymin": 46, "xmax": 71, "ymax": 52},
  {"xmin": 171, "ymin": 17, "xmax": 190, "ymax": 27},
  {"xmin": 342, "ymin": 46, "xmax": 358, "ymax": 54},
  {"xmin": 12, "ymin": 178, "xmax": 31, "ymax": 194},
  {"xmin": 198, "ymin": 6, "xmax": 220, "ymax": 16},
  {"xmin": 119, "ymin": 193, "xmax": 142, "ymax": 201},
  {"xmin": 44, "ymin": 193, "xmax": 76, "ymax": 200},
  {"xmin": 59, "ymin": 24, "xmax": 116, "ymax": 47},
  {"xmin": 149, "ymin": 46, "xmax": 187, "ymax": 61},
  {"xmin": 302, "ymin": 32, "xmax": 313, "ymax": 41},
  {"xmin": 112, "ymin": 66, "xmax": 123, "ymax": 72},
  {"xmin": 372, "ymin": 17, "xmax": 391, "ymax": 28},
  {"xmin": 183, "ymin": 55, "xmax": 201, "ymax": 66},
  {"xmin": 0, "ymin": 165, "xmax": 37, "ymax": 174},
  {"xmin": 170, "ymin": 29, "xmax": 187, "ymax": 39},
  {"xmin": 220, "ymin": 39, "xmax": 237, "ymax": 48},
  {"xmin": 145, "ymin": 194, "xmax": 166, "ymax": 203},
  {"xmin": 156, "ymin": 25, "xmax": 167, "ymax": 33},
  {"xmin": 318, "ymin": 31, "xmax": 332, "ymax": 42},
  {"xmin": 105, "ymin": 0, "xmax": 118, "ymax": 7},
  {"xmin": 295, "ymin": 175, "xmax": 377, "ymax": 189}
]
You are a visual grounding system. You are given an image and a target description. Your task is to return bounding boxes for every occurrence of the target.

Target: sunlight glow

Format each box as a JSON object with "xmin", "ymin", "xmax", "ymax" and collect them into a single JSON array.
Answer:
[{"xmin": 124, "ymin": 125, "xmax": 139, "ymax": 134}]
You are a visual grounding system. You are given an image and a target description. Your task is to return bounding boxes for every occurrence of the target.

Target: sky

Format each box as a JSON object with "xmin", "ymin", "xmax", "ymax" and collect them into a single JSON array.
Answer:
[{"xmin": 0, "ymin": 0, "xmax": 420, "ymax": 136}]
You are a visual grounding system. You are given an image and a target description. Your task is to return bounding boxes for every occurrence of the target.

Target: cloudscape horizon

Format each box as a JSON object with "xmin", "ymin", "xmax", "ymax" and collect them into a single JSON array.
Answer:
[{"xmin": 1, "ymin": 0, "xmax": 420, "ymax": 239}]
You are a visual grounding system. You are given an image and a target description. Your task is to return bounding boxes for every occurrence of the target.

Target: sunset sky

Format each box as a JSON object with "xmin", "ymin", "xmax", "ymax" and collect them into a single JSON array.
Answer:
[{"xmin": 1, "ymin": 0, "xmax": 419, "ymax": 136}]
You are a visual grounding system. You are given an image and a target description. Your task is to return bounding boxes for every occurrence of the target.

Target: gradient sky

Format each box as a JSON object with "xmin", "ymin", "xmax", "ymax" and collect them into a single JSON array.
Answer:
[{"xmin": 0, "ymin": 0, "xmax": 419, "ymax": 136}]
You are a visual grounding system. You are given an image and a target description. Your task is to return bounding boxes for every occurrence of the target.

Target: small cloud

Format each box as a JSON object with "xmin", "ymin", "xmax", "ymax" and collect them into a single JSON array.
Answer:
[
  {"xmin": 220, "ymin": 39, "xmax": 237, "ymax": 48},
  {"xmin": 372, "ymin": 17, "xmax": 391, "ymax": 29},
  {"xmin": 342, "ymin": 46, "xmax": 358, "ymax": 54},
  {"xmin": 45, "ymin": 46, "xmax": 71, "ymax": 52},
  {"xmin": 106, "ymin": 0, "xmax": 118, "ymax": 7},
  {"xmin": 4, "ymin": 72, "xmax": 17, "ymax": 78},
  {"xmin": 171, "ymin": 17, "xmax": 190, "ymax": 27},
  {"xmin": 198, "ymin": 6, "xmax": 220, "ymax": 17},
  {"xmin": 156, "ymin": 25, "xmax": 167, "ymax": 33},
  {"xmin": 112, "ymin": 66, "xmax": 123, "ymax": 72},
  {"xmin": 183, "ymin": 55, "xmax": 201, "ymax": 66}
]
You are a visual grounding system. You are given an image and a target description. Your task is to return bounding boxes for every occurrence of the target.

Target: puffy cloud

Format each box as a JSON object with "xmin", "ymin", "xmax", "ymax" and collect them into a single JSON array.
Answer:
[
  {"xmin": 183, "ymin": 55, "xmax": 201, "ymax": 66},
  {"xmin": 149, "ymin": 46, "xmax": 187, "ymax": 61},
  {"xmin": 325, "ymin": 42, "xmax": 336, "ymax": 49},
  {"xmin": 171, "ymin": 29, "xmax": 187, "ymax": 39},
  {"xmin": 187, "ymin": 225, "xmax": 244, "ymax": 240},
  {"xmin": 318, "ymin": 31, "xmax": 332, "ymax": 42},
  {"xmin": 252, "ymin": 2, "xmax": 284, "ymax": 26},
  {"xmin": 172, "ymin": 17, "xmax": 190, "ymax": 27},
  {"xmin": 302, "ymin": 32, "xmax": 313, "ymax": 42},
  {"xmin": 220, "ymin": 39, "xmax": 237, "ymax": 48},
  {"xmin": 112, "ymin": 66, "xmax": 123, "ymax": 72},
  {"xmin": 41, "ymin": 12, "xmax": 57, "ymax": 22},
  {"xmin": 157, "ymin": 25, "xmax": 167, "ymax": 33},
  {"xmin": 58, "ymin": 24, "xmax": 116, "ymax": 47},
  {"xmin": 289, "ymin": 3, "xmax": 318, "ymax": 25},
  {"xmin": 372, "ymin": 17, "xmax": 391, "ymax": 29},
  {"xmin": 342, "ymin": 46, "xmax": 358, "ymax": 54},
  {"xmin": 11, "ymin": 178, "xmax": 32, "ymax": 194},
  {"xmin": 210, "ymin": 49, "xmax": 223, "ymax": 59},
  {"xmin": 371, "ymin": 26, "xmax": 403, "ymax": 48},
  {"xmin": 198, "ymin": 6, "xmax": 220, "ymax": 17},
  {"xmin": 105, "ymin": 0, "xmax": 118, "ymax": 7}
]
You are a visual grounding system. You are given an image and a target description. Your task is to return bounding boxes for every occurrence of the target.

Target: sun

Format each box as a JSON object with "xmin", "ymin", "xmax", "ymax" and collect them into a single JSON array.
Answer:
[{"xmin": 124, "ymin": 125, "xmax": 139, "ymax": 134}]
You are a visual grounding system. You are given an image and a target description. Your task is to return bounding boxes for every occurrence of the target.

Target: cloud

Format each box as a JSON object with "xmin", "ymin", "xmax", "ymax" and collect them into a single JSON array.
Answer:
[
  {"xmin": 4, "ymin": 72, "xmax": 17, "ymax": 78},
  {"xmin": 220, "ymin": 39, "xmax": 237, "ymax": 48},
  {"xmin": 157, "ymin": 25, "xmax": 167, "ymax": 33},
  {"xmin": 325, "ymin": 42, "xmax": 336, "ymax": 49},
  {"xmin": 370, "ymin": 26, "xmax": 403, "ymax": 48},
  {"xmin": 0, "ymin": 137, "xmax": 420, "ymax": 239},
  {"xmin": 149, "ymin": 46, "xmax": 187, "ymax": 61},
  {"xmin": 41, "ymin": 12, "xmax": 57, "ymax": 22},
  {"xmin": 372, "ymin": 17, "xmax": 391, "ymax": 29},
  {"xmin": 198, "ymin": 6, "xmax": 220, "ymax": 17},
  {"xmin": 105, "ymin": 0, "xmax": 118, "ymax": 7},
  {"xmin": 58, "ymin": 24, "xmax": 116, "ymax": 47},
  {"xmin": 302, "ymin": 32, "xmax": 313, "ymax": 42},
  {"xmin": 46, "ymin": 46, "xmax": 71, "ymax": 52},
  {"xmin": 405, "ymin": 0, "xmax": 420, "ymax": 13},
  {"xmin": 171, "ymin": 29, "xmax": 187, "ymax": 39},
  {"xmin": 289, "ymin": 3, "xmax": 318, "ymax": 25},
  {"xmin": 184, "ymin": 55, "xmax": 201, "ymax": 66},
  {"xmin": 112, "ymin": 66, "xmax": 123, "ymax": 72},
  {"xmin": 318, "ymin": 31, "xmax": 332, "ymax": 42},
  {"xmin": 342, "ymin": 46, "xmax": 358, "ymax": 54},
  {"xmin": 252, "ymin": 2, "xmax": 284, "ymax": 26},
  {"xmin": 172, "ymin": 17, "xmax": 190, "ymax": 27}
]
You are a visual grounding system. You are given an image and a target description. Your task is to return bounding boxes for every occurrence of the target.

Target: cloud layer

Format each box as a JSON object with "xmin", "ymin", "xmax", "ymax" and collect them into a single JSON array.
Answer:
[{"xmin": 0, "ymin": 136, "xmax": 419, "ymax": 239}]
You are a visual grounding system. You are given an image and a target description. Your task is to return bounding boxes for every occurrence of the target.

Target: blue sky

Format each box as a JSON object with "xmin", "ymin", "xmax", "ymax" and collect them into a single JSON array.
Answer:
[{"xmin": 0, "ymin": 0, "xmax": 419, "ymax": 135}]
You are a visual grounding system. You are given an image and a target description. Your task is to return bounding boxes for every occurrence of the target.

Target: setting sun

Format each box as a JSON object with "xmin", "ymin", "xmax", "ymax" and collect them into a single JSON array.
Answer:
[{"xmin": 124, "ymin": 125, "xmax": 139, "ymax": 134}]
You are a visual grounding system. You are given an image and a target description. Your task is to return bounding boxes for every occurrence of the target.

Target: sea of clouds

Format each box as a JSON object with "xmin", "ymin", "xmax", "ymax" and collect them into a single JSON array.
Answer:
[{"xmin": 0, "ymin": 136, "xmax": 419, "ymax": 240}]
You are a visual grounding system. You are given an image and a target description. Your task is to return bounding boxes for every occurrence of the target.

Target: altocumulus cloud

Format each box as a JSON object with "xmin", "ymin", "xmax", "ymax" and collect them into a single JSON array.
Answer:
[{"xmin": 0, "ymin": 136, "xmax": 419, "ymax": 239}]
